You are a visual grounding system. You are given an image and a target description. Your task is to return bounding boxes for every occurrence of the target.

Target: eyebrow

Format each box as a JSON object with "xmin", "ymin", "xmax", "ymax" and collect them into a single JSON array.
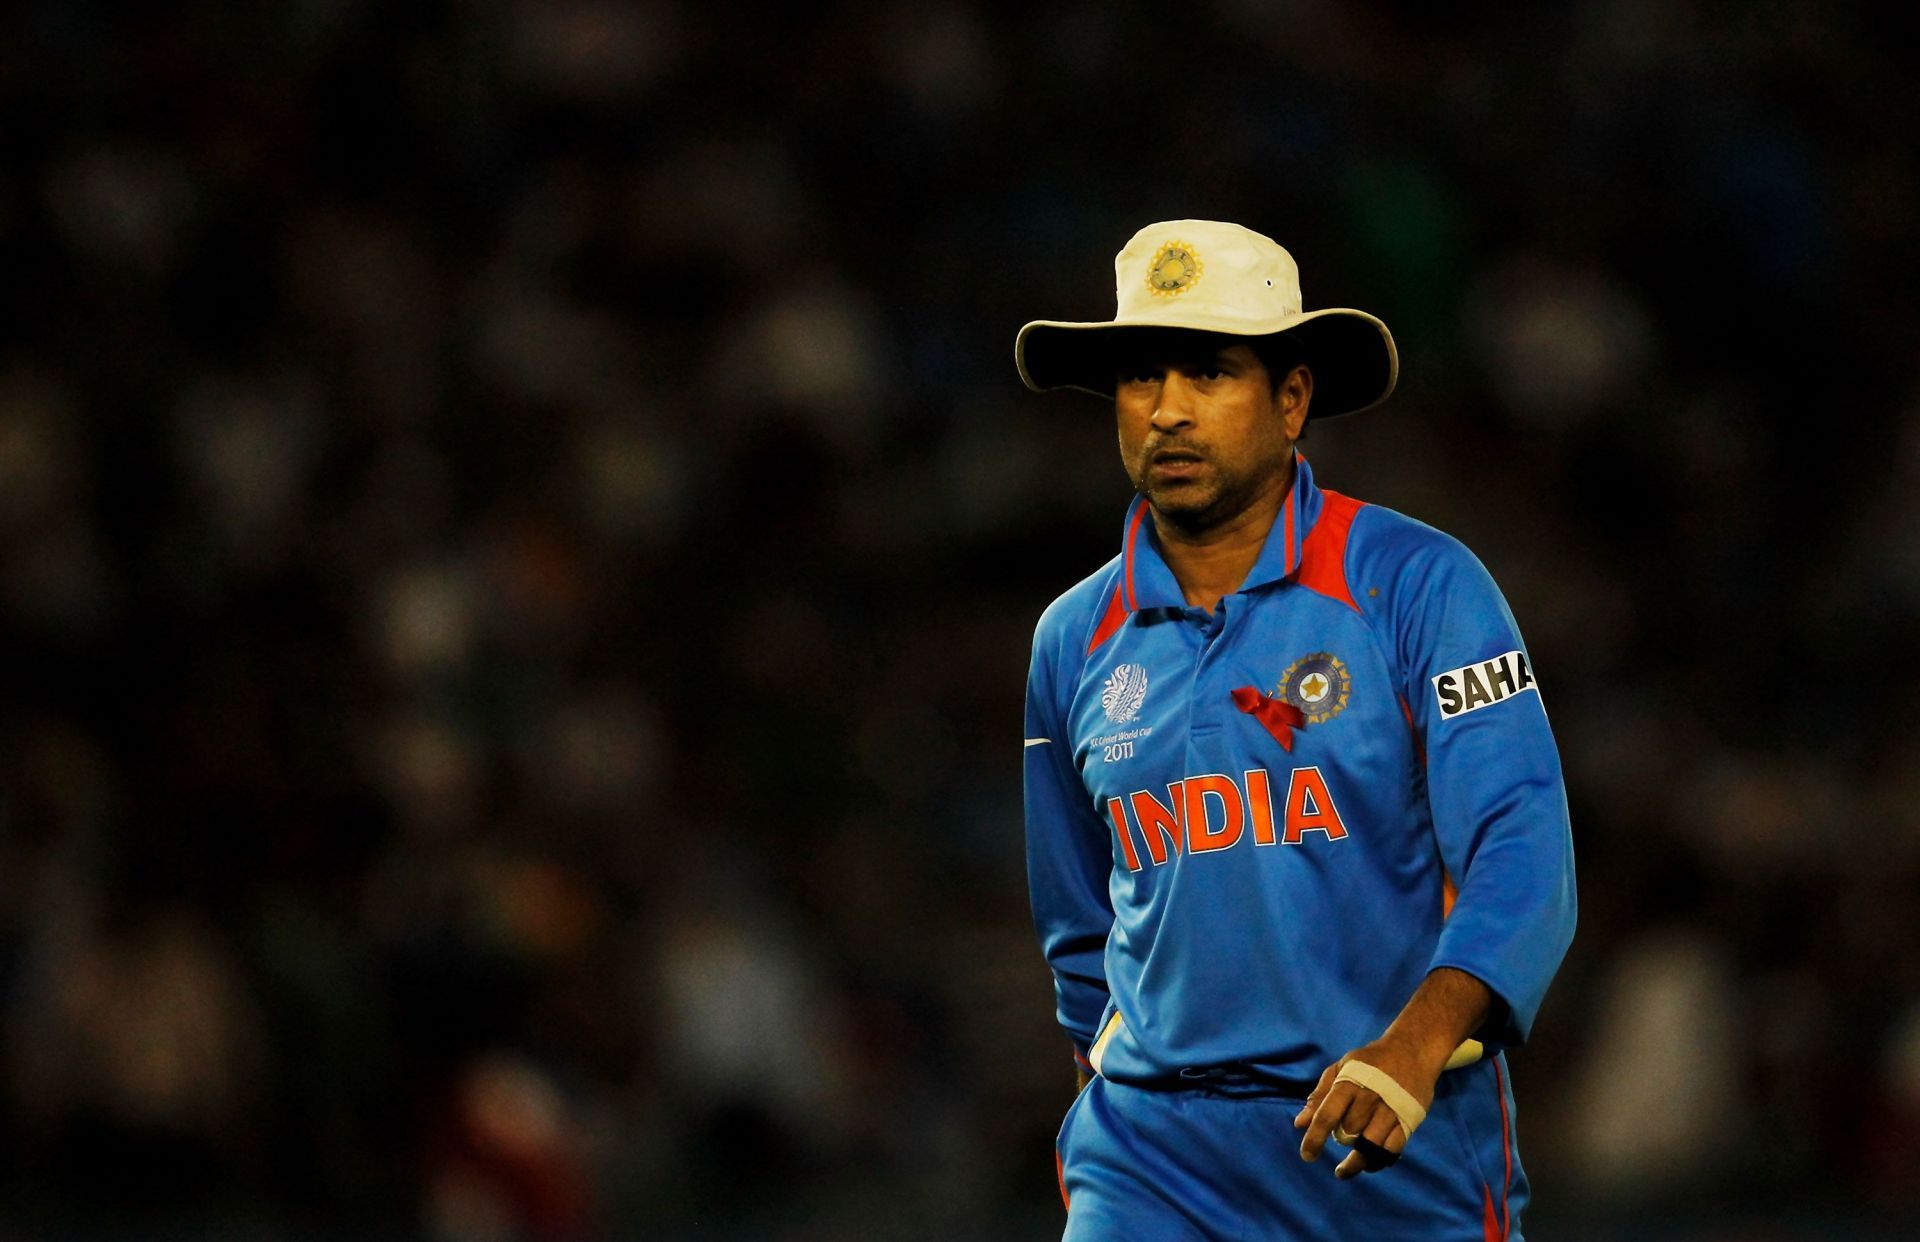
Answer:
[{"xmin": 1114, "ymin": 348, "xmax": 1241, "ymax": 372}]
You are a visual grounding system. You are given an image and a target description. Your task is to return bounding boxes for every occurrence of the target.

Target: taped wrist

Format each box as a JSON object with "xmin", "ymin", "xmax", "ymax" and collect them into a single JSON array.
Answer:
[{"xmin": 1334, "ymin": 1060, "xmax": 1427, "ymax": 1136}]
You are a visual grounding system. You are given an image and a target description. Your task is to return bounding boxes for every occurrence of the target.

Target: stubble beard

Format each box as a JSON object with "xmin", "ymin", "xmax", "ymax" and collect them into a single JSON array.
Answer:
[
  {"xmin": 1134, "ymin": 444, "xmax": 1297, "ymax": 537},
  {"xmin": 1133, "ymin": 461, "xmax": 1241, "ymax": 535}
]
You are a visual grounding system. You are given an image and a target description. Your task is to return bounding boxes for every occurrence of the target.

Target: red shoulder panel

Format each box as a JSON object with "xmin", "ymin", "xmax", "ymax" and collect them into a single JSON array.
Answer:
[
  {"xmin": 1085, "ymin": 581, "xmax": 1130, "ymax": 654},
  {"xmin": 1295, "ymin": 489, "xmax": 1364, "ymax": 613}
]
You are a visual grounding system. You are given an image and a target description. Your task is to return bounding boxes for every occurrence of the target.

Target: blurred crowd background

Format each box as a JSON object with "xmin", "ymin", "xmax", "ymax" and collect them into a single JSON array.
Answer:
[{"xmin": 2, "ymin": 1, "xmax": 1917, "ymax": 1238}]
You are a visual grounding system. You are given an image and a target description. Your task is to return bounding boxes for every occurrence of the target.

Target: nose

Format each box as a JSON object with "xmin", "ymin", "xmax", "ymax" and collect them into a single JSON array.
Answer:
[{"xmin": 1151, "ymin": 373, "xmax": 1196, "ymax": 430}]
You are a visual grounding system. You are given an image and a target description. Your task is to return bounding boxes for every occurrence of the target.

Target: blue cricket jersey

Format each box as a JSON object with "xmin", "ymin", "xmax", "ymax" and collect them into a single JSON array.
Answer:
[{"xmin": 1024, "ymin": 452, "xmax": 1576, "ymax": 1084}]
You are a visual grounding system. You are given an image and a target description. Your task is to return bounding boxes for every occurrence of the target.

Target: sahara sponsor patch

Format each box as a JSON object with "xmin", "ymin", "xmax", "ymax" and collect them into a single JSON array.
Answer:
[{"xmin": 1432, "ymin": 650, "xmax": 1537, "ymax": 720}]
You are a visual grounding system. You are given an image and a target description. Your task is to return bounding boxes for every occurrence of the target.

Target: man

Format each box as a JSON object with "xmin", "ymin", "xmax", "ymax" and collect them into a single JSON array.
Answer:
[{"xmin": 1018, "ymin": 220, "xmax": 1575, "ymax": 1239}]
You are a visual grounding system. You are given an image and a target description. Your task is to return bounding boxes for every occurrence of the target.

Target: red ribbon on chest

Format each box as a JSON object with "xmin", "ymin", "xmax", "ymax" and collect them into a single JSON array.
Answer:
[{"xmin": 1231, "ymin": 686, "xmax": 1305, "ymax": 752}]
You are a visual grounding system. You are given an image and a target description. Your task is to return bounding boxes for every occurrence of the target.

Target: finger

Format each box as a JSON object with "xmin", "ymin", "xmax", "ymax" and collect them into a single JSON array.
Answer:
[
  {"xmin": 1294, "ymin": 1059, "xmax": 1343, "ymax": 1129},
  {"xmin": 1335, "ymin": 1148, "xmax": 1366, "ymax": 1179},
  {"xmin": 1362, "ymin": 1105, "xmax": 1400, "ymax": 1149},
  {"xmin": 1344, "ymin": 1121, "xmax": 1420, "ymax": 1174},
  {"xmin": 1299, "ymin": 1082, "xmax": 1358, "ymax": 1161},
  {"xmin": 1342, "ymin": 1136, "xmax": 1400, "ymax": 1178},
  {"xmin": 1349, "ymin": 1090, "xmax": 1384, "ymax": 1137},
  {"xmin": 1330, "ymin": 1090, "xmax": 1382, "ymax": 1147}
]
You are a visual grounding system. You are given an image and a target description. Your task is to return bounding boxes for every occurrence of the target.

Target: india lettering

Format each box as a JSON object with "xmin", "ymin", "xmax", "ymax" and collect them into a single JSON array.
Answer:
[{"xmin": 1103, "ymin": 766, "xmax": 1349, "ymax": 872}]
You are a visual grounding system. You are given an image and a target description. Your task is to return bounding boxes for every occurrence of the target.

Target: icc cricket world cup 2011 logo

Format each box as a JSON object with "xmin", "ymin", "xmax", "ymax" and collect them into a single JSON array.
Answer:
[{"xmin": 1102, "ymin": 663, "xmax": 1149, "ymax": 724}]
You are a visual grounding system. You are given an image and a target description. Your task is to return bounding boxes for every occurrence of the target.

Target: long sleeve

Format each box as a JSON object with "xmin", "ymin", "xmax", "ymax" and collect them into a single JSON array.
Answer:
[
  {"xmin": 1380, "ymin": 525, "xmax": 1577, "ymax": 1047},
  {"xmin": 1023, "ymin": 621, "xmax": 1115, "ymax": 1063}
]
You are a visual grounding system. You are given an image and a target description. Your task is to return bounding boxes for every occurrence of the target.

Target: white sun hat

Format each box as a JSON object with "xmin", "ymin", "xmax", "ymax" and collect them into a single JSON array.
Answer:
[{"xmin": 1015, "ymin": 219, "xmax": 1399, "ymax": 419}]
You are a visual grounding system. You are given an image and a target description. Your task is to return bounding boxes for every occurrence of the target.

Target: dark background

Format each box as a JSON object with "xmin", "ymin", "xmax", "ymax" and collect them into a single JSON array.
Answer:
[{"xmin": 2, "ymin": 1, "xmax": 1917, "ymax": 1238}]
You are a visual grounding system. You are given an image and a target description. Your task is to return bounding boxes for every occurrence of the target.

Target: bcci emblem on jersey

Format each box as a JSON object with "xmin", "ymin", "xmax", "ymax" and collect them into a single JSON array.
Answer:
[
  {"xmin": 1277, "ymin": 652, "xmax": 1351, "ymax": 725},
  {"xmin": 1101, "ymin": 663, "xmax": 1150, "ymax": 724}
]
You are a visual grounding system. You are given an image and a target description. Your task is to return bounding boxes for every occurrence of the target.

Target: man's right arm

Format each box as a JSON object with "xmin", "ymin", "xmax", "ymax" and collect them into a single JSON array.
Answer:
[{"xmin": 1023, "ymin": 620, "xmax": 1115, "ymax": 1083}]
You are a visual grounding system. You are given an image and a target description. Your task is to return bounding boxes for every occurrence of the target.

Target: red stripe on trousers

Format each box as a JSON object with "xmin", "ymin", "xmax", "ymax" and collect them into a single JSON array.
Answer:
[{"xmin": 1494, "ymin": 1058, "xmax": 1513, "ymax": 1238}]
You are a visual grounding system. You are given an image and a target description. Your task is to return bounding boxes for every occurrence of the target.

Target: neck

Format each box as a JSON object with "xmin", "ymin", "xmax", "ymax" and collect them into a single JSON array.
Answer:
[{"xmin": 1152, "ymin": 454, "xmax": 1295, "ymax": 613}]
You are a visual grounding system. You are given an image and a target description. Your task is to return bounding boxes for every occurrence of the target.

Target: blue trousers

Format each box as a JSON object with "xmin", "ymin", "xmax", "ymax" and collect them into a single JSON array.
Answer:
[{"xmin": 1055, "ymin": 1058, "xmax": 1527, "ymax": 1241}]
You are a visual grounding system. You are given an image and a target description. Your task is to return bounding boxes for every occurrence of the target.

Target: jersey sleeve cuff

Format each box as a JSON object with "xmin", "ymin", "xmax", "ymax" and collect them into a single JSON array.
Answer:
[{"xmin": 1425, "ymin": 958, "xmax": 1530, "ymax": 1048}]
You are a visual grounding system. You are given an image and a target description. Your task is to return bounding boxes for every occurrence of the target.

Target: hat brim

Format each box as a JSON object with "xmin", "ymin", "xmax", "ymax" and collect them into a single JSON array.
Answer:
[{"xmin": 1015, "ymin": 308, "xmax": 1398, "ymax": 420}]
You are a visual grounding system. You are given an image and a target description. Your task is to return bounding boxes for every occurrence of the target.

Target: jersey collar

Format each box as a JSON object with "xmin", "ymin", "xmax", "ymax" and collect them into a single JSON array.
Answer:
[{"xmin": 1116, "ymin": 450, "xmax": 1326, "ymax": 611}]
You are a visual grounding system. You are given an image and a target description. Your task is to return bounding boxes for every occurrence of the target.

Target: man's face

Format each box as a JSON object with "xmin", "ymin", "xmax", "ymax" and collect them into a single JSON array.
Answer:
[{"xmin": 1113, "ymin": 334, "xmax": 1311, "ymax": 530}]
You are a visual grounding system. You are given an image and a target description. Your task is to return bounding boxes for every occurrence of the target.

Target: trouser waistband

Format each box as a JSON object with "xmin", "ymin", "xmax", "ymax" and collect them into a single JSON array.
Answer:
[{"xmin": 1124, "ymin": 1064, "xmax": 1319, "ymax": 1099}]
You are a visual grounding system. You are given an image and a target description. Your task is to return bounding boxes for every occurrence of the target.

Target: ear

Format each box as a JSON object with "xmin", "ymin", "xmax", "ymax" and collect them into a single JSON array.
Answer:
[{"xmin": 1279, "ymin": 364, "xmax": 1313, "ymax": 439}]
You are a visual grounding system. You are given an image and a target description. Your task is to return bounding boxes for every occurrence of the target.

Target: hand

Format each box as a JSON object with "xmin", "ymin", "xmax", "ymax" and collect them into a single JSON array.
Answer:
[{"xmin": 1292, "ymin": 1035, "xmax": 1443, "ymax": 1179}]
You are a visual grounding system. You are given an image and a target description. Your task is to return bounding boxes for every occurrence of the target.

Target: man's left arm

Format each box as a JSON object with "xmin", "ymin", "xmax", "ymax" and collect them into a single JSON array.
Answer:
[{"xmin": 1299, "ymin": 528, "xmax": 1577, "ymax": 1176}]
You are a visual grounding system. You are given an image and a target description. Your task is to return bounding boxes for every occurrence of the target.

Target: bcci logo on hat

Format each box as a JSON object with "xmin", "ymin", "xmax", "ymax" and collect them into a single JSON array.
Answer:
[
  {"xmin": 1146, "ymin": 241, "xmax": 1202, "ymax": 296},
  {"xmin": 1101, "ymin": 663, "xmax": 1149, "ymax": 724}
]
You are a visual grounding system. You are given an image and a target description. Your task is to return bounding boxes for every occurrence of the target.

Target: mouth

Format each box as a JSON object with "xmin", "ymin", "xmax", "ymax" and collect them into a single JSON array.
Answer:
[{"xmin": 1148, "ymin": 447, "xmax": 1205, "ymax": 478}]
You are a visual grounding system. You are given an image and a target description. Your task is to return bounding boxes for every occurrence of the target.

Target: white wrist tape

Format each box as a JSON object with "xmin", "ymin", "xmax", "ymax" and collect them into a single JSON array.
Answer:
[{"xmin": 1334, "ymin": 1060, "xmax": 1427, "ymax": 1137}]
